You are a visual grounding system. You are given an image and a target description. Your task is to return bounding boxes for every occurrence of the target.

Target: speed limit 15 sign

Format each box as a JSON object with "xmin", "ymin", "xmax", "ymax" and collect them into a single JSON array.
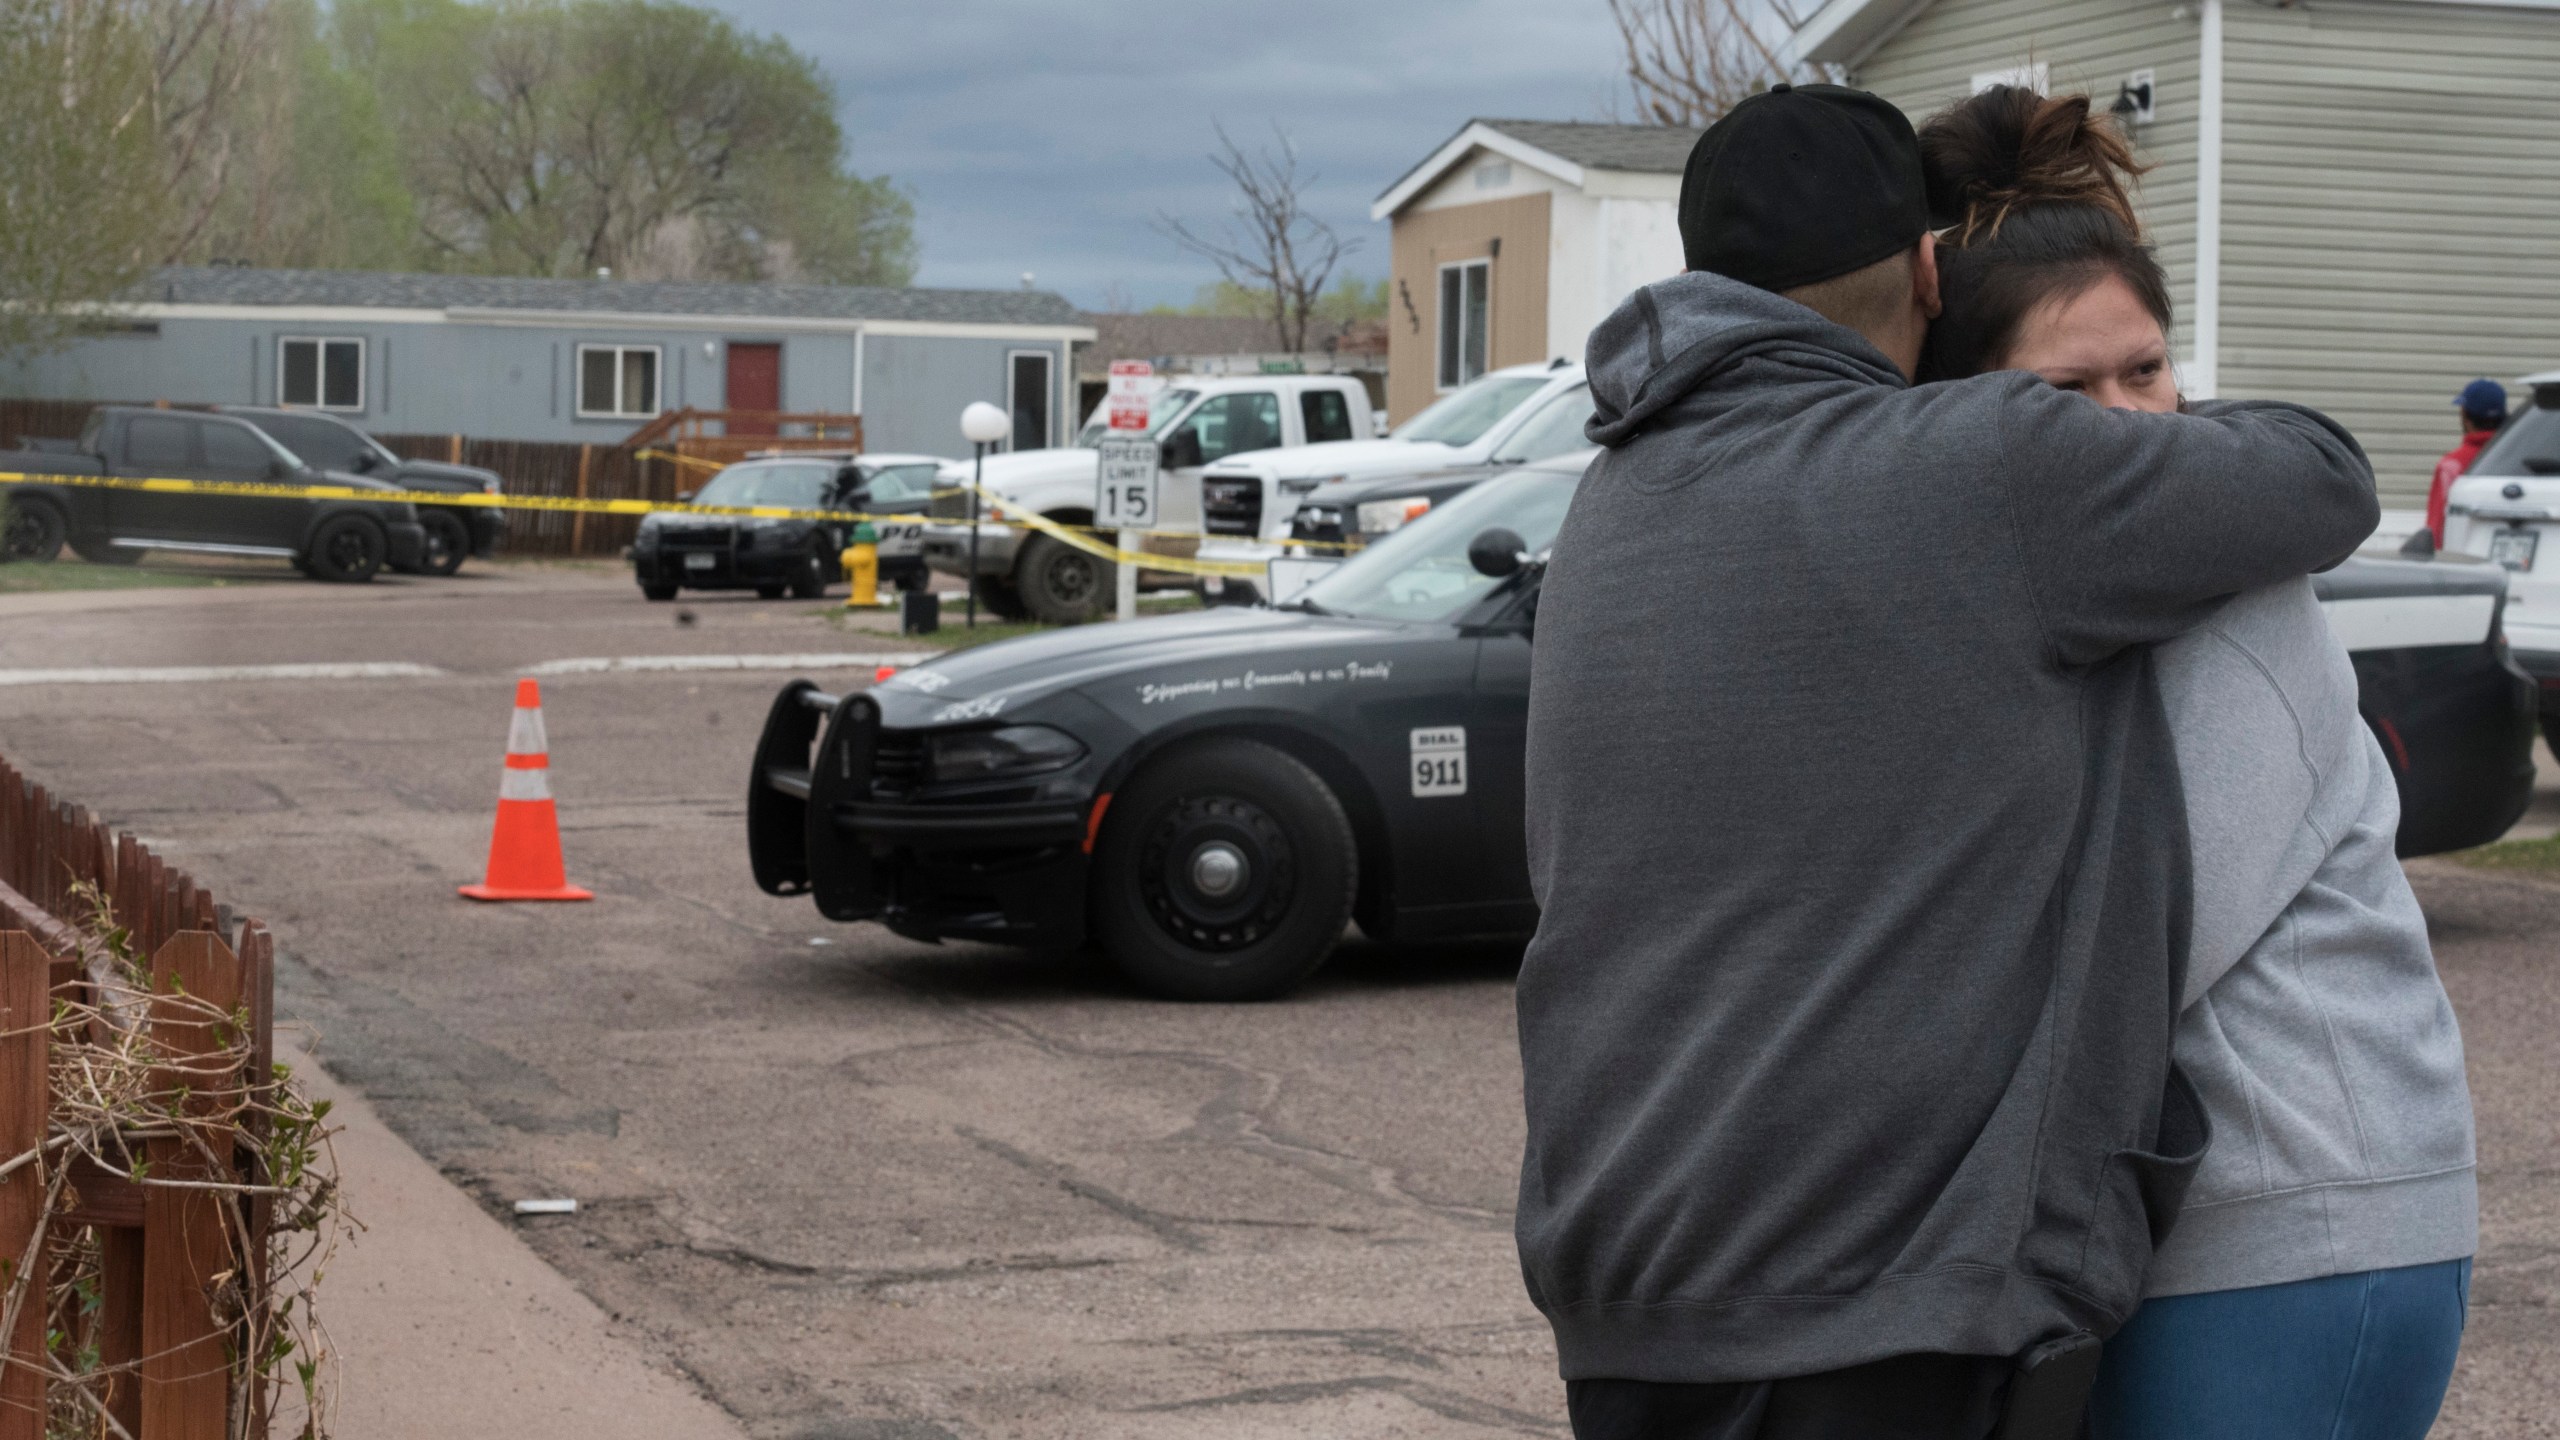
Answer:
[{"xmin": 1096, "ymin": 434, "xmax": 1160, "ymax": 529}]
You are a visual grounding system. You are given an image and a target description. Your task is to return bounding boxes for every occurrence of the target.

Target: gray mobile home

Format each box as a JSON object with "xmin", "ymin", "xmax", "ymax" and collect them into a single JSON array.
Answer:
[
  {"xmin": 0, "ymin": 267, "xmax": 1095, "ymax": 456},
  {"xmin": 1794, "ymin": 0, "xmax": 2560, "ymax": 505}
]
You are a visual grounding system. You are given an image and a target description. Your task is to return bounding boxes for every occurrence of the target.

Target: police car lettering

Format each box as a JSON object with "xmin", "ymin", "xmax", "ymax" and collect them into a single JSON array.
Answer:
[
  {"xmin": 1411, "ymin": 727, "xmax": 1466, "ymax": 798},
  {"xmin": 930, "ymin": 694, "xmax": 1008, "ymax": 723},
  {"xmin": 1138, "ymin": 659, "xmax": 1395, "ymax": 706}
]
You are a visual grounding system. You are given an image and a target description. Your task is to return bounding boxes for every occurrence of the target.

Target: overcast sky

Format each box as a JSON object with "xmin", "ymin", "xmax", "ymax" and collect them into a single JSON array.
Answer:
[{"xmin": 708, "ymin": 1, "xmax": 1633, "ymax": 309}]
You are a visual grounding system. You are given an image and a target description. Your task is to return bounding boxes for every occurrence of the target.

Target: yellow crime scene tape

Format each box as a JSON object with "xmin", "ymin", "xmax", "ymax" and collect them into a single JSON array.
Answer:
[{"xmin": 0, "ymin": 467, "xmax": 1350, "ymax": 579}]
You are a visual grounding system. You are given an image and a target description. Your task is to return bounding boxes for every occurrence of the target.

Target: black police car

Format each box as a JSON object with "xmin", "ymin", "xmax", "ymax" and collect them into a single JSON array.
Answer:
[
  {"xmin": 633, "ymin": 452, "xmax": 943, "ymax": 601},
  {"xmin": 215, "ymin": 406, "xmax": 506, "ymax": 577},
  {"xmin": 749, "ymin": 460, "xmax": 2536, "ymax": 1001}
]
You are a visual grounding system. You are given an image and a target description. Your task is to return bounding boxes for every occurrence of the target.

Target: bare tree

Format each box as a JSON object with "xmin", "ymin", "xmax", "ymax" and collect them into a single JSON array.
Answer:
[
  {"xmin": 1606, "ymin": 0, "xmax": 1830, "ymax": 128},
  {"xmin": 1154, "ymin": 124, "xmax": 1356, "ymax": 354},
  {"xmin": 142, "ymin": 0, "xmax": 269, "ymax": 261}
]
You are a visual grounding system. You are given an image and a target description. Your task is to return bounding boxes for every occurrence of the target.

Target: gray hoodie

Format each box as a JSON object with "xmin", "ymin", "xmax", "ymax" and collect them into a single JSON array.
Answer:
[
  {"xmin": 1516, "ymin": 272, "xmax": 2378, "ymax": 1384},
  {"xmin": 2151, "ymin": 581, "xmax": 2476, "ymax": 1297}
]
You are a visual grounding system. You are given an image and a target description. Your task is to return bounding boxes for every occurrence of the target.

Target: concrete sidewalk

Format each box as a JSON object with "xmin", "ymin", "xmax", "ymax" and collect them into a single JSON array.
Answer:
[{"xmin": 290, "ymin": 1039, "xmax": 749, "ymax": 1440}]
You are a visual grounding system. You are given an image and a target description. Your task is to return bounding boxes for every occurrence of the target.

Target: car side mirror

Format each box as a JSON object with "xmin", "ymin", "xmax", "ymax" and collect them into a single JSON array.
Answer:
[
  {"xmin": 1161, "ymin": 430, "xmax": 1202, "ymax": 470},
  {"xmin": 268, "ymin": 458, "xmax": 292, "ymax": 480},
  {"xmin": 349, "ymin": 450, "xmax": 377, "ymax": 473},
  {"xmin": 1469, "ymin": 527, "xmax": 1528, "ymax": 578},
  {"xmin": 2399, "ymin": 527, "xmax": 2437, "ymax": 559}
]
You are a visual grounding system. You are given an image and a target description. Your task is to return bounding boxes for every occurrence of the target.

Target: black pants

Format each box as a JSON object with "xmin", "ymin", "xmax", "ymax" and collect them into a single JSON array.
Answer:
[{"xmin": 1569, "ymin": 1354, "xmax": 2011, "ymax": 1440}]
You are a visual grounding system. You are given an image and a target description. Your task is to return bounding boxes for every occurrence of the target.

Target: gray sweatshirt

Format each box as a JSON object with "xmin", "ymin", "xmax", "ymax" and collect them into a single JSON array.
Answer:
[
  {"xmin": 1518, "ymin": 272, "xmax": 2378, "ymax": 1384},
  {"xmin": 2150, "ymin": 580, "xmax": 2477, "ymax": 1296}
]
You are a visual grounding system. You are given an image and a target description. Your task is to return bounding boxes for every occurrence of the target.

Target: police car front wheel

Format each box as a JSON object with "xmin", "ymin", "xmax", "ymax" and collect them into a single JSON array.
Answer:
[{"xmin": 1091, "ymin": 738, "xmax": 1356, "ymax": 1001}]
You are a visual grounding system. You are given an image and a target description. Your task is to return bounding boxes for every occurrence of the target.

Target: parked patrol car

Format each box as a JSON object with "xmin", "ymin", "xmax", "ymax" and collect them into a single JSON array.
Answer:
[
  {"xmin": 751, "ymin": 460, "xmax": 2535, "ymax": 1000},
  {"xmin": 632, "ymin": 451, "xmax": 946, "ymax": 601}
]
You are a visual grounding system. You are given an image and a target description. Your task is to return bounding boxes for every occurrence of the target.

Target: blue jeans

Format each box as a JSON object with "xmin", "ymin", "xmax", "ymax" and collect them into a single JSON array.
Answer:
[{"xmin": 2090, "ymin": 1258, "xmax": 2471, "ymax": 1440}]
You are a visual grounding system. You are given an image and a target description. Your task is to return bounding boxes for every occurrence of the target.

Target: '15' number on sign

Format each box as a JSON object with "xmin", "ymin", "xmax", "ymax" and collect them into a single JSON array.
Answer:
[{"xmin": 1410, "ymin": 727, "xmax": 1466, "ymax": 797}]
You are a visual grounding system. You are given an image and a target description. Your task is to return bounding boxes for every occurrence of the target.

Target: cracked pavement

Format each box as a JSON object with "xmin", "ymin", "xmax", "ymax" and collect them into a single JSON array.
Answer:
[{"xmin": 1, "ymin": 561, "xmax": 2552, "ymax": 1438}]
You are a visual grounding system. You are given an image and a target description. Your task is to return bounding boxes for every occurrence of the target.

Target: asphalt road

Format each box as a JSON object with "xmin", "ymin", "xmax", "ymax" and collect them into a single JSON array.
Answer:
[{"xmin": 0, "ymin": 559, "xmax": 2551, "ymax": 1439}]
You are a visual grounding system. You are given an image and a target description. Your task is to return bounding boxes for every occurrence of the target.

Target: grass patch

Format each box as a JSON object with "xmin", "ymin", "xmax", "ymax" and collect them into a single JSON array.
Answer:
[
  {"xmin": 0, "ymin": 559, "xmax": 240, "ymax": 593},
  {"xmin": 2447, "ymin": 835, "xmax": 2560, "ymax": 875}
]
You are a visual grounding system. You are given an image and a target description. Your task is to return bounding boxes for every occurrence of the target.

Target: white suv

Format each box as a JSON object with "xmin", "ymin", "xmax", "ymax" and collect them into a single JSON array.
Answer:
[{"xmin": 2442, "ymin": 369, "xmax": 2560, "ymax": 747}]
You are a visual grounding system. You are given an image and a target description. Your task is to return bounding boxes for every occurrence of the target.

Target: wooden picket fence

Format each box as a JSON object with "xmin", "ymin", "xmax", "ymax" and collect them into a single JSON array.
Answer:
[{"xmin": 0, "ymin": 749, "xmax": 277, "ymax": 1439}]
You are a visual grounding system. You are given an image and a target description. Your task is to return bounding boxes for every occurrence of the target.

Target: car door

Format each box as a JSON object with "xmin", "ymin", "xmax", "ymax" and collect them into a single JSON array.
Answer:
[
  {"xmin": 1160, "ymin": 392, "xmax": 1281, "ymax": 532},
  {"xmin": 196, "ymin": 418, "xmax": 307, "ymax": 548},
  {"xmin": 858, "ymin": 463, "xmax": 939, "ymax": 560},
  {"xmin": 1463, "ymin": 600, "xmax": 1538, "ymax": 916},
  {"xmin": 106, "ymin": 412, "xmax": 210, "ymax": 546}
]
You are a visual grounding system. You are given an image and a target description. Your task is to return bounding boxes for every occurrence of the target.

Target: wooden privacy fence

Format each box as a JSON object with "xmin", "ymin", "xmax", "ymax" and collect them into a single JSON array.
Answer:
[{"xmin": 0, "ymin": 749, "xmax": 279, "ymax": 1439}]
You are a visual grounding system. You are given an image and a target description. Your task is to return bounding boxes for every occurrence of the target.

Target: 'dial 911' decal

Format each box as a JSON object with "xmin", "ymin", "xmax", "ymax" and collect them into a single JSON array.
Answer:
[{"xmin": 1410, "ymin": 727, "xmax": 1466, "ymax": 797}]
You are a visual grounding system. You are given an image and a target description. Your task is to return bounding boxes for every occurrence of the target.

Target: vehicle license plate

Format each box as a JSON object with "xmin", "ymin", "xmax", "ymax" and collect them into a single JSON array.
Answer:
[
  {"xmin": 684, "ymin": 552, "xmax": 716, "ymax": 570},
  {"xmin": 2492, "ymin": 527, "xmax": 2539, "ymax": 572}
]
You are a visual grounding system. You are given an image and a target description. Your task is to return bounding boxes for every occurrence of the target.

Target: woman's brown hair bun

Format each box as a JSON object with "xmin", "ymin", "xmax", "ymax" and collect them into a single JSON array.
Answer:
[{"xmin": 1920, "ymin": 85, "xmax": 2150, "ymax": 244}]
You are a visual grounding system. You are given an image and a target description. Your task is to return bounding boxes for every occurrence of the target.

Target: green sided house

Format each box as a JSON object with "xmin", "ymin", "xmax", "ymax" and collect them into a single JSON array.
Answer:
[{"xmin": 1791, "ymin": 0, "xmax": 2560, "ymax": 506}]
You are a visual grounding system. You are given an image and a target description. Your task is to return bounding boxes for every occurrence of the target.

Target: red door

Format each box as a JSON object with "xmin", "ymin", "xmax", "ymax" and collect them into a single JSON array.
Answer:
[{"xmin": 726, "ymin": 343, "xmax": 781, "ymax": 433}]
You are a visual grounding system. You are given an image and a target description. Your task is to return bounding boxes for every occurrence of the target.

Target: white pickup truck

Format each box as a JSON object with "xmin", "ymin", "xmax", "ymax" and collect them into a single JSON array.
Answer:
[
  {"xmin": 919, "ymin": 374, "xmax": 1374, "ymax": 623},
  {"xmin": 1191, "ymin": 361, "xmax": 1593, "ymax": 598},
  {"xmin": 2442, "ymin": 367, "xmax": 2560, "ymax": 751}
]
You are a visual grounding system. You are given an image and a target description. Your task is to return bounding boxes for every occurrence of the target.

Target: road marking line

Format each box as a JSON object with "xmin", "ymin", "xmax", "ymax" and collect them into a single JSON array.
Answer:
[
  {"xmin": 0, "ymin": 662, "xmax": 446, "ymax": 686},
  {"xmin": 524, "ymin": 652, "xmax": 943, "ymax": 675}
]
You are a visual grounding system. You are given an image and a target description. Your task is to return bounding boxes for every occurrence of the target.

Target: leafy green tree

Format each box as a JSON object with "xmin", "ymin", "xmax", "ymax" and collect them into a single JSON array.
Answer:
[
  {"xmin": 0, "ymin": 0, "xmax": 170, "ymax": 353},
  {"xmin": 336, "ymin": 0, "xmax": 913, "ymax": 284}
]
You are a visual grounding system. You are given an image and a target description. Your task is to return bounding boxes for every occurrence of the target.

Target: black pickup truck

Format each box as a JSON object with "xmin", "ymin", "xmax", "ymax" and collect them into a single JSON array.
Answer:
[
  {"xmin": 0, "ymin": 406, "xmax": 425, "ymax": 581},
  {"xmin": 214, "ymin": 405, "xmax": 505, "ymax": 577}
]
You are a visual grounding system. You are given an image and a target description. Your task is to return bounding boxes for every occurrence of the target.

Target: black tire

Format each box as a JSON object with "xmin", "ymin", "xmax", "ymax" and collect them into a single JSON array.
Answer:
[
  {"xmin": 755, "ymin": 582, "xmax": 788, "ymax": 600},
  {"xmin": 1090, "ymin": 738, "xmax": 1357, "ymax": 1001},
  {"xmin": 976, "ymin": 576, "xmax": 1031, "ymax": 621},
  {"xmin": 1015, "ymin": 533, "xmax": 1110, "ymax": 625},
  {"xmin": 71, "ymin": 538, "xmax": 141, "ymax": 566},
  {"xmin": 641, "ymin": 582, "xmax": 680, "ymax": 602},
  {"xmin": 304, "ymin": 517, "xmax": 386, "ymax": 583},
  {"xmin": 787, "ymin": 550, "xmax": 828, "ymax": 600},
  {"xmin": 2543, "ymin": 715, "xmax": 2560, "ymax": 765},
  {"xmin": 413, "ymin": 509, "xmax": 471, "ymax": 577},
  {"xmin": 1, "ymin": 497, "xmax": 66, "ymax": 564}
]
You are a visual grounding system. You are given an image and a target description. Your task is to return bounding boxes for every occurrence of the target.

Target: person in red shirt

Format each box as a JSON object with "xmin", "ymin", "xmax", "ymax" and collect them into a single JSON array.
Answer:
[{"xmin": 2429, "ymin": 378, "xmax": 2508, "ymax": 546}]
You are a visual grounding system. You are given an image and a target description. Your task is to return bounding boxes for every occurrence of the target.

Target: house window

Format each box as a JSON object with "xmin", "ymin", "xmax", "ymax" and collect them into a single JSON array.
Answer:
[
  {"xmin": 279, "ymin": 337, "xmax": 364, "ymax": 411},
  {"xmin": 578, "ymin": 344, "xmax": 662, "ymax": 418},
  {"xmin": 1008, "ymin": 350, "xmax": 1053, "ymax": 451},
  {"xmin": 1437, "ymin": 260, "xmax": 1490, "ymax": 391}
]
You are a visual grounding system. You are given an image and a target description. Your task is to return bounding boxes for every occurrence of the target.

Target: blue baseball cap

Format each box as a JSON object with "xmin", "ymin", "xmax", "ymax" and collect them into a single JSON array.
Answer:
[{"xmin": 2458, "ymin": 379, "xmax": 2508, "ymax": 424}]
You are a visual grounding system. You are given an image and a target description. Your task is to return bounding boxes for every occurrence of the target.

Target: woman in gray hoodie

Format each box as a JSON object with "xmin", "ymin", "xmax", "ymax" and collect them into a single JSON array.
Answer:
[{"xmin": 1917, "ymin": 87, "xmax": 2478, "ymax": 1439}]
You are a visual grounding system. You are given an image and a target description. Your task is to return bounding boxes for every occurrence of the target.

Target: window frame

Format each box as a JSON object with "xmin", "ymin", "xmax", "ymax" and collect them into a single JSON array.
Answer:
[
  {"xmin": 277, "ymin": 335, "xmax": 367, "ymax": 413},
  {"xmin": 1006, "ymin": 348, "xmax": 1055, "ymax": 451},
  {"xmin": 575, "ymin": 343, "xmax": 665, "ymax": 420},
  {"xmin": 1435, "ymin": 259, "xmax": 1491, "ymax": 393}
]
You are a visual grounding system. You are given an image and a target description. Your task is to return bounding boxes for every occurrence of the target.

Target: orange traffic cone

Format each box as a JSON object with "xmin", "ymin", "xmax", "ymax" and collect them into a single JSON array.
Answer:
[{"xmin": 458, "ymin": 678, "xmax": 594, "ymax": 902}]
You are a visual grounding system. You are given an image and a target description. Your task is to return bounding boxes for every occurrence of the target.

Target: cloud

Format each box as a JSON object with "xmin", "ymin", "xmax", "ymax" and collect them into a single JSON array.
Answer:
[{"xmin": 706, "ymin": 0, "xmax": 1627, "ymax": 307}]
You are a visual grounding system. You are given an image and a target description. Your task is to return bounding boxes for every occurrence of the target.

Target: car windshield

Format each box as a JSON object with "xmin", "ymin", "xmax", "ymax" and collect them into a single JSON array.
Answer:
[
  {"xmin": 1392, "ymin": 374, "xmax": 1551, "ymax": 446},
  {"xmin": 1488, "ymin": 384, "xmax": 1597, "ymax": 464},
  {"xmin": 1076, "ymin": 388, "xmax": 1200, "ymax": 447},
  {"xmin": 692, "ymin": 461, "xmax": 837, "ymax": 509},
  {"xmin": 2471, "ymin": 400, "xmax": 2560, "ymax": 477},
  {"xmin": 1294, "ymin": 467, "xmax": 1578, "ymax": 623},
  {"xmin": 250, "ymin": 414, "xmax": 392, "ymax": 472}
]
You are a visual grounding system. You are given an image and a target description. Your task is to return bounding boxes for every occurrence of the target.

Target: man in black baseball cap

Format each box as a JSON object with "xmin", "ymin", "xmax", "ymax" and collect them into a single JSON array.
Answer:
[{"xmin": 1516, "ymin": 81, "xmax": 2378, "ymax": 1440}]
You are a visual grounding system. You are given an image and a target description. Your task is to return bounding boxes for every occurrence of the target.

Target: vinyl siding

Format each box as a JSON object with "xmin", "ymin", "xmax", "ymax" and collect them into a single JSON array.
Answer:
[
  {"xmin": 2222, "ymin": 0, "xmax": 2560, "ymax": 502},
  {"xmin": 1850, "ymin": 0, "xmax": 2203, "ymax": 353},
  {"xmin": 1386, "ymin": 191, "xmax": 1554, "ymax": 423}
]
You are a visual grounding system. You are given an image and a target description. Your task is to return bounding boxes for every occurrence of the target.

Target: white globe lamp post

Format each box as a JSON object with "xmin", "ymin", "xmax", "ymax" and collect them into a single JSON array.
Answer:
[{"xmin": 958, "ymin": 401, "xmax": 1012, "ymax": 628}]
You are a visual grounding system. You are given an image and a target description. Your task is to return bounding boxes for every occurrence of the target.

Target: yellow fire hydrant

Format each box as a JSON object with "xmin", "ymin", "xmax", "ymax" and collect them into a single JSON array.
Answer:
[{"xmin": 841, "ymin": 522, "xmax": 880, "ymax": 608}]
